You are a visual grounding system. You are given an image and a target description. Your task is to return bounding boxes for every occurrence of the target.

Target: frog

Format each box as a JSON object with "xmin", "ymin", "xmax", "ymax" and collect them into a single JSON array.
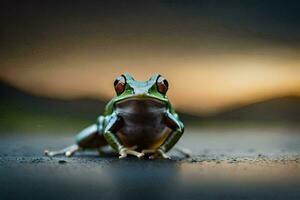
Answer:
[{"xmin": 44, "ymin": 73, "xmax": 185, "ymax": 159}]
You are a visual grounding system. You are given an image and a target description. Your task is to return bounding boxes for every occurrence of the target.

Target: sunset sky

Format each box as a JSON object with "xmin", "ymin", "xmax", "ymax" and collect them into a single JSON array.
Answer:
[{"xmin": 1, "ymin": 1, "xmax": 300, "ymax": 114}]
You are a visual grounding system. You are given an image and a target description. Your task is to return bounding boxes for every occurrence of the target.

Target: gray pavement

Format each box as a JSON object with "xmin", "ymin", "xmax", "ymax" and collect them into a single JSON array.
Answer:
[{"xmin": 1, "ymin": 126, "xmax": 300, "ymax": 200}]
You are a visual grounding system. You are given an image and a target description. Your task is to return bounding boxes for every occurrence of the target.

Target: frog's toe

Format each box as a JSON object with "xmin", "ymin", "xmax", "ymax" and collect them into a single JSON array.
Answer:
[
  {"xmin": 65, "ymin": 145, "xmax": 79, "ymax": 157},
  {"xmin": 118, "ymin": 155, "xmax": 127, "ymax": 159},
  {"xmin": 162, "ymin": 153, "xmax": 171, "ymax": 159},
  {"xmin": 44, "ymin": 150, "xmax": 63, "ymax": 157},
  {"xmin": 65, "ymin": 151, "xmax": 73, "ymax": 157},
  {"xmin": 136, "ymin": 152, "xmax": 145, "ymax": 159},
  {"xmin": 127, "ymin": 149, "xmax": 144, "ymax": 158},
  {"xmin": 118, "ymin": 152, "xmax": 127, "ymax": 159},
  {"xmin": 44, "ymin": 145, "xmax": 79, "ymax": 157},
  {"xmin": 44, "ymin": 150, "xmax": 61, "ymax": 157},
  {"xmin": 118, "ymin": 148, "xmax": 144, "ymax": 159}
]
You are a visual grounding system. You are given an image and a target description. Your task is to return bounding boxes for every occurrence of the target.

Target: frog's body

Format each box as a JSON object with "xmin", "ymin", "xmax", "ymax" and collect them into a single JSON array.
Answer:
[
  {"xmin": 45, "ymin": 73, "xmax": 185, "ymax": 159},
  {"xmin": 115, "ymin": 98, "xmax": 169, "ymax": 149}
]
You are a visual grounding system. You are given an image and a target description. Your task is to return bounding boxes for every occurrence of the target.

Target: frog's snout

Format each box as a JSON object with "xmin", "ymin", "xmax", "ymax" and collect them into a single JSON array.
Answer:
[{"xmin": 132, "ymin": 87, "xmax": 148, "ymax": 96}]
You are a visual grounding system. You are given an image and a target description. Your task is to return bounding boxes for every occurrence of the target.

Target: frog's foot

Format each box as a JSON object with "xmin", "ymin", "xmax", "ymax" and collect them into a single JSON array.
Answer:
[
  {"xmin": 44, "ymin": 144, "xmax": 79, "ymax": 157},
  {"xmin": 118, "ymin": 147, "xmax": 144, "ymax": 159},
  {"xmin": 143, "ymin": 149, "xmax": 171, "ymax": 159}
]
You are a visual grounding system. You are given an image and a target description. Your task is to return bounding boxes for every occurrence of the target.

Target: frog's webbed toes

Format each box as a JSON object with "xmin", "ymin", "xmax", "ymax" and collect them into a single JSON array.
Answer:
[
  {"xmin": 118, "ymin": 148, "xmax": 144, "ymax": 159},
  {"xmin": 136, "ymin": 152, "xmax": 145, "ymax": 158},
  {"xmin": 44, "ymin": 144, "xmax": 79, "ymax": 157},
  {"xmin": 44, "ymin": 150, "xmax": 65, "ymax": 157}
]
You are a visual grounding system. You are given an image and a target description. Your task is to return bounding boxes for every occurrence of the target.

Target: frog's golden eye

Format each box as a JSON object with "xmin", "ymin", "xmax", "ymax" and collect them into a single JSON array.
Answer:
[
  {"xmin": 114, "ymin": 75, "xmax": 126, "ymax": 94},
  {"xmin": 156, "ymin": 76, "xmax": 168, "ymax": 94}
]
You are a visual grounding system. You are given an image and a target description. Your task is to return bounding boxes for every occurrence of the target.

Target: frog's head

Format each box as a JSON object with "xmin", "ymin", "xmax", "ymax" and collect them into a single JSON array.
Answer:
[{"xmin": 112, "ymin": 73, "xmax": 169, "ymax": 103}]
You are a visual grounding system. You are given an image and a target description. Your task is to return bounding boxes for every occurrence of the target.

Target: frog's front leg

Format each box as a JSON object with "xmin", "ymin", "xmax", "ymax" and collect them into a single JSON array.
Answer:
[
  {"xmin": 148, "ymin": 111, "xmax": 184, "ymax": 159},
  {"xmin": 103, "ymin": 113, "xmax": 144, "ymax": 159}
]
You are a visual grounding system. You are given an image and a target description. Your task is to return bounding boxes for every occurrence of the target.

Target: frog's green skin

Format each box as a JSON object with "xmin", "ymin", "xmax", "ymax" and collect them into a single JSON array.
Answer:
[{"xmin": 44, "ymin": 73, "xmax": 184, "ymax": 159}]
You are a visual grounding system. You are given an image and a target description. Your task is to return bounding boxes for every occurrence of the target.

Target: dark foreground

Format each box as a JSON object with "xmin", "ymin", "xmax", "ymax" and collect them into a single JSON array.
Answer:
[{"xmin": 1, "ymin": 126, "xmax": 300, "ymax": 200}]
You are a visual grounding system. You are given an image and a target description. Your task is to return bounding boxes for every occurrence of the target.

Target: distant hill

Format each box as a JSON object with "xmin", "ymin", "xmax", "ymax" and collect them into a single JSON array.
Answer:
[
  {"xmin": 0, "ymin": 81, "xmax": 106, "ymax": 120},
  {"xmin": 0, "ymin": 81, "xmax": 109, "ymax": 133},
  {"xmin": 208, "ymin": 96, "xmax": 300, "ymax": 122}
]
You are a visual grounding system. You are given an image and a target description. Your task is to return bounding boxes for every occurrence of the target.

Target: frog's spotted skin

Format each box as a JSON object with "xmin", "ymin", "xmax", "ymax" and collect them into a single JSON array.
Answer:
[{"xmin": 45, "ymin": 73, "xmax": 185, "ymax": 159}]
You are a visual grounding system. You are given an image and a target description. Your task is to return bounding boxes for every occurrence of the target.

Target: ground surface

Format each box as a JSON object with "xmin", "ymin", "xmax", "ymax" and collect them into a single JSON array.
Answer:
[{"xmin": 1, "ymin": 126, "xmax": 300, "ymax": 200}]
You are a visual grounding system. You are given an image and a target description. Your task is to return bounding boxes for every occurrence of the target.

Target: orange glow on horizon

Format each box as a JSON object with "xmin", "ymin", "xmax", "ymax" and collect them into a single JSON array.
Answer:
[{"xmin": 1, "ymin": 48, "xmax": 300, "ymax": 115}]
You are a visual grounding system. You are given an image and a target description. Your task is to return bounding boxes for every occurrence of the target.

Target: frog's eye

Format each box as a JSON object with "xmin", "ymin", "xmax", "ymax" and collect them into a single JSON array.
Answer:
[
  {"xmin": 114, "ymin": 75, "xmax": 126, "ymax": 94},
  {"xmin": 156, "ymin": 76, "xmax": 168, "ymax": 94}
]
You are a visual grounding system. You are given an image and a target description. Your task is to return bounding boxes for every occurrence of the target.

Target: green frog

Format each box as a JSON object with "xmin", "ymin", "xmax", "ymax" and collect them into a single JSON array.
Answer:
[{"xmin": 45, "ymin": 73, "xmax": 185, "ymax": 159}]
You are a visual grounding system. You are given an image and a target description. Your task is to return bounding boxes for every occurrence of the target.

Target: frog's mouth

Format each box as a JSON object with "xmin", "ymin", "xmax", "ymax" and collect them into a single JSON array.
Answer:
[
  {"xmin": 115, "ymin": 95, "xmax": 167, "ymax": 113},
  {"xmin": 117, "ymin": 96, "xmax": 165, "ymax": 105},
  {"xmin": 116, "ymin": 93, "xmax": 167, "ymax": 104}
]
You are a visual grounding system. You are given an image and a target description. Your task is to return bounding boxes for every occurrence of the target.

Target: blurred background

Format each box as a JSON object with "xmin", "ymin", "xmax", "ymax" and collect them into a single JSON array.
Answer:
[
  {"xmin": 0, "ymin": 0, "xmax": 299, "ymax": 134},
  {"xmin": 1, "ymin": 1, "xmax": 300, "ymax": 199}
]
